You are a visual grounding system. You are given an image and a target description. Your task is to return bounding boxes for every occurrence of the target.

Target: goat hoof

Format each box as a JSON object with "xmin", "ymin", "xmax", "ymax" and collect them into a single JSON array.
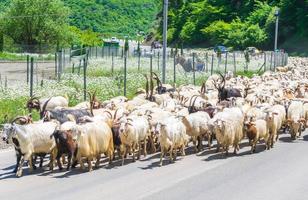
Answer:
[{"xmin": 16, "ymin": 170, "xmax": 22, "ymax": 177}]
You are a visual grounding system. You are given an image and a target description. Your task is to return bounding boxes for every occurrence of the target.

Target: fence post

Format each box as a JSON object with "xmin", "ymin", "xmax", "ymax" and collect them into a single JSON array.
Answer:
[
  {"xmin": 83, "ymin": 58, "xmax": 87, "ymax": 101},
  {"xmin": 150, "ymin": 53, "xmax": 153, "ymax": 73},
  {"xmin": 205, "ymin": 52, "xmax": 208, "ymax": 73},
  {"xmin": 270, "ymin": 52, "xmax": 273, "ymax": 71},
  {"xmin": 193, "ymin": 53, "xmax": 196, "ymax": 85},
  {"xmin": 264, "ymin": 52, "xmax": 267, "ymax": 72},
  {"xmin": 58, "ymin": 51, "xmax": 62, "ymax": 81},
  {"xmin": 124, "ymin": 54, "xmax": 127, "ymax": 97},
  {"xmin": 224, "ymin": 52, "xmax": 228, "ymax": 73},
  {"xmin": 273, "ymin": 52, "xmax": 276, "ymax": 71},
  {"xmin": 112, "ymin": 52, "xmax": 114, "ymax": 74},
  {"xmin": 41, "ymin": 71, "xmax": 44, "ymax": 87},
  {"xmin": 30, "ymin": 57, "xmax": 34, "ymax": 97},
  {"xmin": 36, "ymin": 62, "xmax": 39, "ymax": 87},
  {"xmin": 96, "ymin": 46, "xmax": 98, "ymax": 58},
  {"xmin": 27, "ymin": 55, "xmax": 30, "ymax": 84},
  {"xmin": 4, "ymin": 76, "xmax": 7, "ymax": 91},
  {"xmin": 69, "ymin": 48, "xmax": 71, "ymax": 64},
  {"xmin": 173, "ymin": 54, "xmax": 176, "ymax": 85},
  {"xmin": 211, "ymin": 54, "xmax": 214, "ymax": 75},
  {"xmin": 63, "ymin": 48, "xmax": 66, "ymax": 70},
  {"xmin": 138, "ymin": 51, "xmax": 141, "ymax": 71},
  {"xmin": 55, "ymin": 52, "xmax": 58, "ymax": 78},
  {"xmin": 233, "ymin": 52, "xmax": 236, "ymax": 73},
  {"xmin": 157, "ymin": 51, "xmax": 160, "ymax": 70}
]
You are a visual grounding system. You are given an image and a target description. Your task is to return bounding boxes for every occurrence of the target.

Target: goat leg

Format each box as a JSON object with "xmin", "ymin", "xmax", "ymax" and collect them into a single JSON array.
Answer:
[
  {"xmin": 56, "ymin": 153, "xmax": 63, "ymax": 170},
  {"xmin": 13, "ymin": 151, "xmax": 21, "ymax": 173}
]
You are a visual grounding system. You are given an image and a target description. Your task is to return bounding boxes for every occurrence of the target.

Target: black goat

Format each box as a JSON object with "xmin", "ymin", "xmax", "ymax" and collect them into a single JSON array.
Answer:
[
  {"xmin": 43, "ymin": 109, "xmax": 92, "ymax": 124},
  {"xmin": 213, "ymin": 72, "xmax": 242, "ymax": 102}
]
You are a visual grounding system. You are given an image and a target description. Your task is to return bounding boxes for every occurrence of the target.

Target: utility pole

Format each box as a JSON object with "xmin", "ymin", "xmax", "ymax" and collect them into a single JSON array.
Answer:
[
  {"xmin": 162, "ymin": 0, "xmax": 168, "ymax": 84},
  {"xmin": 274, "ymin": 8, "xmax": 280, "ymax": 51}
]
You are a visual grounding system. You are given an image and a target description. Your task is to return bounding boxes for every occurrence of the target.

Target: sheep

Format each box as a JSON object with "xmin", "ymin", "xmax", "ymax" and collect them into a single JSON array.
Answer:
[
  {"xmin": 73, "ymin": 121, "xmax": 114, "ymax": 171},
  {"xmin": 303, "ymin": 102, "xmax": 308, "ymax": 128},
  {"xmin": 287, "ymin": 101, "xmax": 305, "ymax": 140},
  {"xmin": 244, "ymin": 119, "xmax": 270, "ymax": 153},
  {"xmin": 271, "ymin": 104, "xmax": 286, "ymax": 140},
  {"xmin": 211, "ymin": 118, "xmax": 237, "ymax": 155},
  {"xmin": 2, "ymin": 121, "xmax": 58, "ymax": 177},
  {"xmin": 117, "ymin": 115, "xmax": 150, "ymax": 165},
  {"xmin": 153, "ymin": 117, "xmax": 189, "ymax": 166},
  {"xmin": 211, "ymin": 107, "xmax": 244, "ymax": 155},
  {"xmin": 180, "ymin": 111, "xmax": 211, "ymax": 152},
  {"xmin": 264, "ymin": 110, "xmax": 280, "ymax": 148}
]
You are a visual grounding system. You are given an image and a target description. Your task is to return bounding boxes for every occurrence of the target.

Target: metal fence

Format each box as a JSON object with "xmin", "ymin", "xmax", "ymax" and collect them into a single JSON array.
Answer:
[{"xmin": 0, "ymin": 45, "xmax": 288, "ymax": 98}]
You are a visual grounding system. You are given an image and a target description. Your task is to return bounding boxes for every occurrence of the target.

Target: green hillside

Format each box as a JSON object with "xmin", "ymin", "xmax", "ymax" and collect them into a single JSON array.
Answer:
[
  {"xmin": 161, "ymin": 0, "xmax": 308, "ymax": 53},
  {"xmin": 0, "ymin": 0, "xmax": 160, "ymax": 38}
]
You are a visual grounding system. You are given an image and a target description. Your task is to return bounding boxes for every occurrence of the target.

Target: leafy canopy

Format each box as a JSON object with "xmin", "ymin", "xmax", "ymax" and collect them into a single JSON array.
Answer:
[{"xmin": 0, "ymin": 0, "xmax": 71, "ymax": 51}]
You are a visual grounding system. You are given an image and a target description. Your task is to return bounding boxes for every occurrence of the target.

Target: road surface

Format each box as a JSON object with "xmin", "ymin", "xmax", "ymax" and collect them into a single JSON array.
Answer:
[{"xmin": 1, "ymin": 132, "xmax": 308, "ymax": 200}]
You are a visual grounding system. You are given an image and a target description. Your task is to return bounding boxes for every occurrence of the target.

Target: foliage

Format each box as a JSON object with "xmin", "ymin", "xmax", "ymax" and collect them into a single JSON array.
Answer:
[
  {"xmin": 0, "ymin": 0, "xmax": 72, "ymax": 52},
  {"xmin": 69, "ymin": 26, "xmax": 102, "ymax": 47},
  {"xmin": 163, "ymin": 0, "xmax": 308, "ymax": 50},
  {"xmin": 64, "ymin": 0, "xmax": 160, "ymax": 38}
]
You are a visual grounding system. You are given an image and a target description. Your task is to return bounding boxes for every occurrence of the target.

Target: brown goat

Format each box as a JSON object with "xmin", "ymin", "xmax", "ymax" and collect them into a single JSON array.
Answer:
[{"xmin": 50, "ymin": 130, "xmax": 78, "ymax": 171}]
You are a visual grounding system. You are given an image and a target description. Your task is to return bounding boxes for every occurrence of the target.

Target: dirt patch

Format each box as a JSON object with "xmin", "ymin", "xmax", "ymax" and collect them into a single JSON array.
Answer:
[{"xmin": 0, "ymin": 62, "xmax": 56, "ymax": 85}]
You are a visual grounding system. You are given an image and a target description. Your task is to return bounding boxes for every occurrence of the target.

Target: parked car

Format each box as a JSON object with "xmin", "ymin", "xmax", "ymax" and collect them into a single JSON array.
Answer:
[
  {"xmin": 110, "ymin": 37, "xmax": 119, "ymax": 43},
  {"xmin": 214, "ymin": 45, "xmax": 228, "ymax": 53}
]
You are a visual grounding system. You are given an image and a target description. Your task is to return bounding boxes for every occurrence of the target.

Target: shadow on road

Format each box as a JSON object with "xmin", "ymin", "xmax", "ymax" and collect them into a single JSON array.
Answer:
[
  {"xmin": 303, "ymin": 135, "xmax": 308, "ymax": 141},
  {"xmin": 204, "ymin": 144, "xmax": 267, "ymax": 161},
  {"xmin": 0, "ymin": 167, "xmax": 47, "ymax": 180},
  {"xmin": 2, "ymin": 164, "xmax": 15, "ymax": 171},
  {"xmin": 279, "ymin": 136, "xmax": 294, "ymax": 143}
]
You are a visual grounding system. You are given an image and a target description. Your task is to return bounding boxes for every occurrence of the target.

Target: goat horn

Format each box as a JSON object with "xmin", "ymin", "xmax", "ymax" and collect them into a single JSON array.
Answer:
[
  {"xmin": 40, "ymin": 97, "xmax": 52, "ymax": 119},
  {"xmin": 11, "ymin": 116, "xmax": 28, "ymax": 124}
]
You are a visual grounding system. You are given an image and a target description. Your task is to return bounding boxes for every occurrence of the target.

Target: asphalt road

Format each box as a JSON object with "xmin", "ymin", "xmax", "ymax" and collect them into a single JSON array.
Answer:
[{"xmin": 1, "ymin": 132, "xmax": 308, "ymax": 200}]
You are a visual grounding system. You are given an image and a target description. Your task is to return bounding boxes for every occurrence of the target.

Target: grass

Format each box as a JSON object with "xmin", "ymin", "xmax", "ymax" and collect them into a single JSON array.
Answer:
[
  {"xmin": 0, "ymin": 51, "xmax": 55, "ymax": 61},
  {"xmin": 0, "ymin": 52, "xmax": 28, "ymax": 61},
  {"xmin": 0, "ymin": 97, "xmax": 40, "ymax": 124},
  {"xmin": 236, "ymin": 70, "xmax": 260, "ymax": 78}
]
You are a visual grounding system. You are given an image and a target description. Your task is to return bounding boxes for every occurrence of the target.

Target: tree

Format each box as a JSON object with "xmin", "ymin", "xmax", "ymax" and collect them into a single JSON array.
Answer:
[{"xmin": 1, "ymin": 0, "xmax": 71, "ymax": 52}]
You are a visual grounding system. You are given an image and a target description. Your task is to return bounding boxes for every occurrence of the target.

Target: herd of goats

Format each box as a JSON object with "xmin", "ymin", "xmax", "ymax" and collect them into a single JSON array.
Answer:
[{"xmin": 1, "ymin": 58, "xmax": 308, "ymax": 177}]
